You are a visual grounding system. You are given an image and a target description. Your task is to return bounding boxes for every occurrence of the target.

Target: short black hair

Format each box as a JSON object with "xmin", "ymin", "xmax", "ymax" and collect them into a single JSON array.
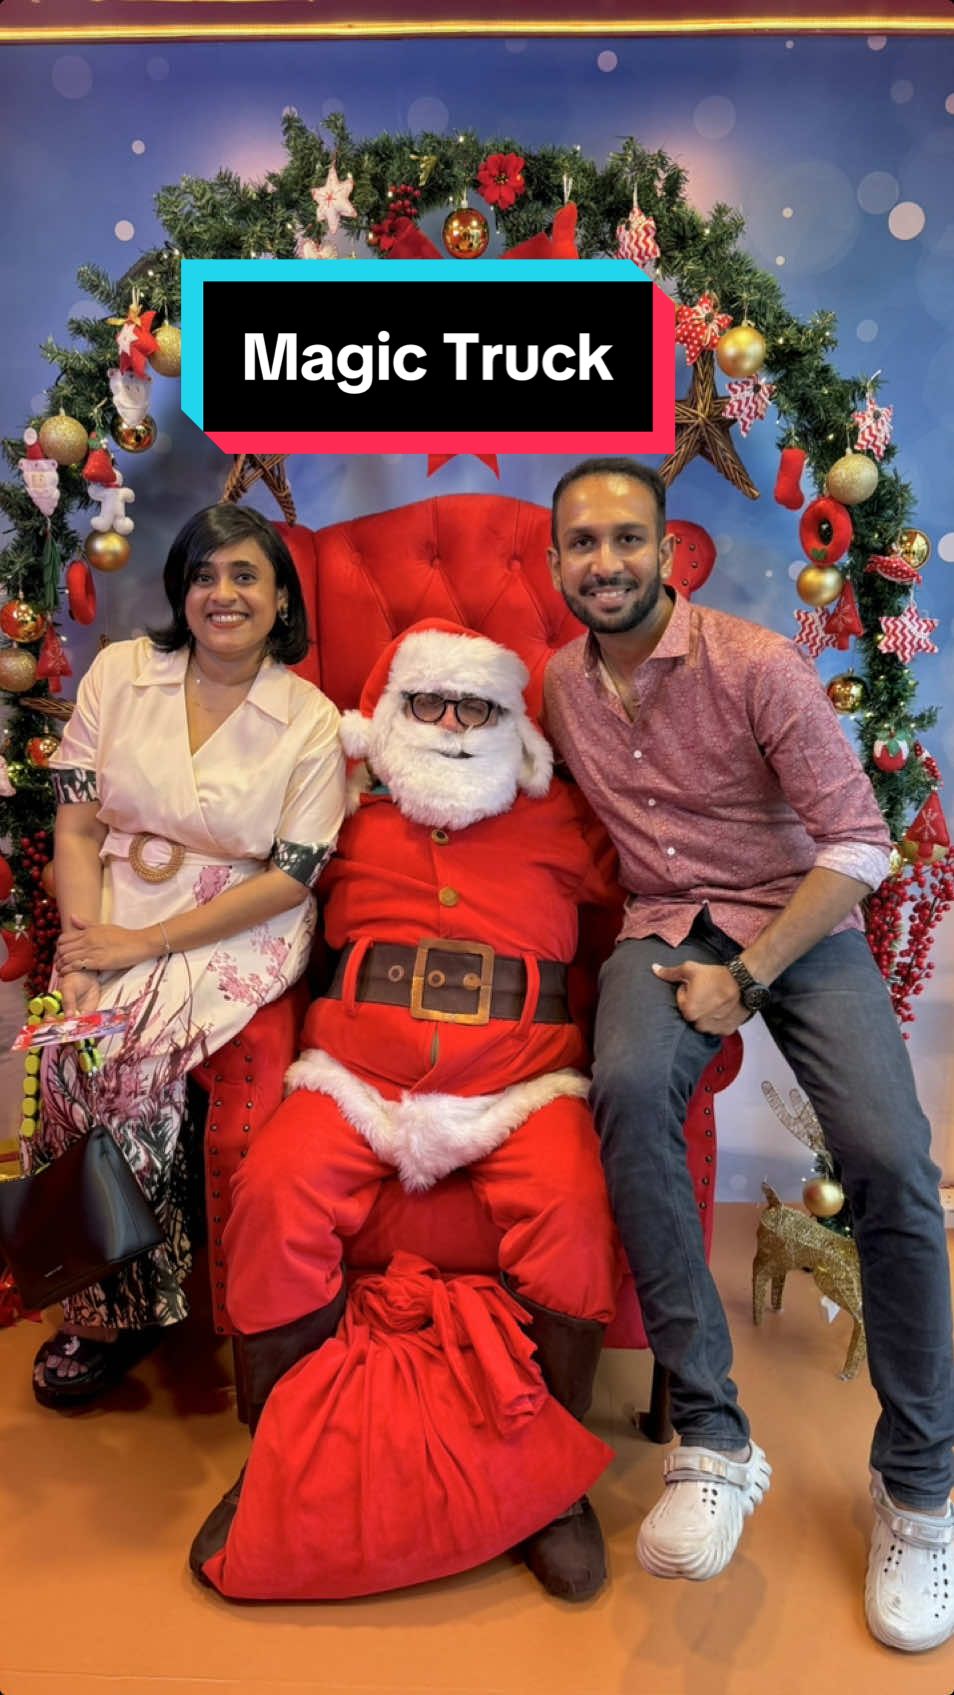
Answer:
[
  {"xmin": 550, "ymin": 457, "xmax": 667, "ymax": 545},
  {"xmin": 148, "ymin": 503, "xmax": 309, "ymax": 665}
]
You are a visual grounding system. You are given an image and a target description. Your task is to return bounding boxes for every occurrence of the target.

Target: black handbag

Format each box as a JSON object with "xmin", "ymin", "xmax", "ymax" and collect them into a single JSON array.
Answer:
[{"xmin": 0, "ymin": 1126, "xmax": 163, "ymax": 1310}]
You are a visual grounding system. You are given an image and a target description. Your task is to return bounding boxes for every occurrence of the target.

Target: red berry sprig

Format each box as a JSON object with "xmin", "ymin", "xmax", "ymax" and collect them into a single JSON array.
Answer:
[
  {"xmin": 867, "ymin": 855, "xmax": 954, "ymax": 1035},
  {"xmin": 19, "ymin": 828, "xmax": 56, "ymax": 998},
  {"xmin": 369, "ymin": 182, "xmax": 423, "ymax": 251}
]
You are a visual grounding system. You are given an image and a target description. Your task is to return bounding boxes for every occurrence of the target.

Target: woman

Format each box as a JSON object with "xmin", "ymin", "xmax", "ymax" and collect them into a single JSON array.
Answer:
[{"xmin": 29, "ymin": 503, "xmax": 346, "ymax": 1409}]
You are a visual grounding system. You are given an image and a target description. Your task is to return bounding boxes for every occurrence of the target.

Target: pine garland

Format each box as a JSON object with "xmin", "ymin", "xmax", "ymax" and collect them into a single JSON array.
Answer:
[{"xmin": 0, "ymin": 113, "xmax": 944, "ymax": 994}]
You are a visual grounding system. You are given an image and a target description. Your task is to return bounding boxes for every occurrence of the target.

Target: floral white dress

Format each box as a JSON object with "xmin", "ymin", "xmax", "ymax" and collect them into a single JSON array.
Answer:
[{"xmin": 30, "ymin": 638, "xmax": 345, "ymax": 1329}]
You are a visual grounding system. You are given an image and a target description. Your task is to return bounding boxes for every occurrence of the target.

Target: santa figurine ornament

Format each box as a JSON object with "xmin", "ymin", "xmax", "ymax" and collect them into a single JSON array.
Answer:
[{"xmin": 192, "ymin": 620, "xmax": 621, "ymax": 1604}]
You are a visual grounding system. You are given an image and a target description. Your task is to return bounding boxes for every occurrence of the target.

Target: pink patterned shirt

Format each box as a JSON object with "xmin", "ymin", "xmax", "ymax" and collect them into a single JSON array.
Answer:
[{"xmin": 543, "ymin": 591, "xmax": 891, "ymax": 949}]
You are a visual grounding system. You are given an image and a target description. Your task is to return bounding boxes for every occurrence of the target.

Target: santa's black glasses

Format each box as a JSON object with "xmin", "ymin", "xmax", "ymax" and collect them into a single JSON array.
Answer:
[{"xmin": 403, "ymin": 692, "xmax": 496, "ymax": 728}]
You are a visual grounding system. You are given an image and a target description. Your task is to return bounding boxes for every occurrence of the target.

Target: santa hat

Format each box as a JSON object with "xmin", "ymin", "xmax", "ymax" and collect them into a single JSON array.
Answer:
[{"xmin": 340, "ymin": 619, "xmax": 553, "ymax": 797}]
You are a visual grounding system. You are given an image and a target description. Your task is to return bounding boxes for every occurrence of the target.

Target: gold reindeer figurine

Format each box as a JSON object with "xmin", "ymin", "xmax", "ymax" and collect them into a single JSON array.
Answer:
[{"xmin": 752, "ymin": 1183, "xmax": 866, "ymax": 1380}]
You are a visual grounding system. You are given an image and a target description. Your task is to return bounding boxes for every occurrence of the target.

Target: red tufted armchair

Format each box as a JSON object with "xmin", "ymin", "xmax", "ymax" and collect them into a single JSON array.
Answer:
[{"xmin": 193, "ymin": 493, "xmax": 743, "ymax": 1434}]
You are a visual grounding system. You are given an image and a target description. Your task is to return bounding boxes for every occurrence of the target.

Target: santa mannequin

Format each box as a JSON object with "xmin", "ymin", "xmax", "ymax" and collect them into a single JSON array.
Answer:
[{"xmin": 192, "ymin": 621, "xmax": 621, "ymax": 1599}]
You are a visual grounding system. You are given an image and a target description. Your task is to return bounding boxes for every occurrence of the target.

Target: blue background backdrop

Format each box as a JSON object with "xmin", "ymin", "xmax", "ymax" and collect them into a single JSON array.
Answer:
[{"xmin": 2, "ymin": 31, "xmax": 952, "ymax": 1192}]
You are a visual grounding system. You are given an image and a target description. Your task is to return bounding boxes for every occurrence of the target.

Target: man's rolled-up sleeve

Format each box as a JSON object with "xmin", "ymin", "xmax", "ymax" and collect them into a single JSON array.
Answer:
[{"xmin": 749, "ymin": 640, "xmax": 891, "ymax": 892}]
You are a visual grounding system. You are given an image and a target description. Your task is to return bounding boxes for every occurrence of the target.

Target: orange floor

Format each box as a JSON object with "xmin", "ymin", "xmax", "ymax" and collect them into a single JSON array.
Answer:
[{"xmin": 2, "ymin": 1204, "xmax": 952, "ymax": 1695}]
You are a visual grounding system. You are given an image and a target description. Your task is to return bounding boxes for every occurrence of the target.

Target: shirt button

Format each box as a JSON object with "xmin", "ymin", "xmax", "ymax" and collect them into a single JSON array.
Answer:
[
  {"xmin": 431, "ymin": 829, "xmax": 450, "ymax": 845},
  {"xmin": 633, "ymin": 750, "xmax": 643, "ymax": 760},
  {"xmin": 647, "ymin": 798, "xmax": 656, "ymax": 808},
  {"xmin": 438, "ymin": 887, "xmax": 459, "ymax": 908},
  {"xmin": 666, "ymin": 846, "xmax": 676, "ymax": 857}
]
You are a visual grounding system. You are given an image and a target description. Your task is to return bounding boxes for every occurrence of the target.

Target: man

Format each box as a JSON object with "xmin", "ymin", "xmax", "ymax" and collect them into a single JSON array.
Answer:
[
  {"xmin": 192, "ymin": 619, "xmax": 619, "ymax": 1600},
  {"xmin": 544, "ymin": 456, "xmax": 954, "ymax": 1652}
]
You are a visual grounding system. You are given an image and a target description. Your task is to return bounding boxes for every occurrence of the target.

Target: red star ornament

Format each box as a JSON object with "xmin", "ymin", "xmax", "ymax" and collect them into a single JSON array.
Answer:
[
  {"xmin": 675, "ymin": 293, "xmax": 732, "ymax": 366},
  {"xmin": 795, "ymin": 607, "xmax": 836, "ymax": 660},
  {"xmin": 879, "ymin": 600, "xmax": 939, "ymax": 662}
]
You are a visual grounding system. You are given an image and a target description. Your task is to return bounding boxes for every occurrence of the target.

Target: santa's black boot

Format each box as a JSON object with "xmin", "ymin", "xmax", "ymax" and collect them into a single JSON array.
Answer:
[
  {"xmin": 189, "ymin": 1286, "xmax": 347, "ymax": 1584},
  {"xmin": 505, "ymin": 1279, "xmax": 607, "ymax": 1601}
]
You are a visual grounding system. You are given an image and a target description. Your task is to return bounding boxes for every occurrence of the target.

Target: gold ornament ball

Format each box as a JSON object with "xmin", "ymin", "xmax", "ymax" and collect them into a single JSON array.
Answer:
[
  {"xmin": 26, "ymin": 734, "xmax": 59, "ymax": 768},
  {"xmin": 897, "ymin": 528, "xmax": 931, "ymax": 571},
  {"xmin": 85, "ymin": 530, "xmax": 131, "ymax": 573},
  {"xmin": 827, "ymin": 673, "xmax": 868, "ymax": 714},
  {"xmin": 715, "ymin": 323, "xmax": 766, "ymax": 378},
  {"xmin": 149, "ymin": 322, "xmax": 182, "ymax": 378},
  {"xmin": 0, "ymin": 599, "xmax": 49, "ymax": 644},
  {"xmin": 38, "ymin": 410, "xmax": 89, "ymax": 466},
  {"xmin": 803, "ymin": 1177, "xmax": 846, "ymax": 1219},
  {"xmin": 113, "ymin": 416, "xmax": 157, "ymax": 454},
  {"xmin": 825, "ymin": 452, "xmax": 879, "ymax": 506},
  {"xmin": 888, "ymin": 846, "xmax": 906, "ymax": 878},
  {"xmin": 796, "ymin": 564, "xmax": 844, "ymax": 607},
  {"xmin": 0, "ymin": 648, "xmax": 38, "ymax": 693},
  {"xmin": 442, "ymin": 207, "xmax": 490, "ymax": 259},
  {"xmin": 40, "ymin": 860, "xmax": 57, "ymax": 898}
]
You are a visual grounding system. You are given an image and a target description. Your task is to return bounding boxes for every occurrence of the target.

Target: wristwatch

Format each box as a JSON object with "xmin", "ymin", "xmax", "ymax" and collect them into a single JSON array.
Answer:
[{"xmin": 725, "ymin": 956, "xmax": 771, "ymax": 1014}]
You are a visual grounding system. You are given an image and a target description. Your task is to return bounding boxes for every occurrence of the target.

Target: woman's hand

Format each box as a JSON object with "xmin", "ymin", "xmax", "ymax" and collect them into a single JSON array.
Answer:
[
  {"xmin": 58, "ymin": 970, "xmax": 101, "ymax": 1016},
  {"xmin": 55, "ymin": 914, "xmax": 152, "ymax": 976}
]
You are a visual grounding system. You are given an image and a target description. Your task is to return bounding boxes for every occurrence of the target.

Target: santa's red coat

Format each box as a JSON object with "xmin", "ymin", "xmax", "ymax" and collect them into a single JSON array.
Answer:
[{"xmin": 298, "ymin": 780, "xmax": 618, "ymax": 1103}]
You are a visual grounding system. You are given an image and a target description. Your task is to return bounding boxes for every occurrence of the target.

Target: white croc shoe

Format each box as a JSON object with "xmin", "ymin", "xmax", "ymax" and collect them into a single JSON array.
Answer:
[
  {"xmin": 636, "ymin": 1442, "xmax": 771, "ymax": 1581},
  {"xmin": 866, "ymin": 1472, "xmax": 954, "ymax": 1653}
]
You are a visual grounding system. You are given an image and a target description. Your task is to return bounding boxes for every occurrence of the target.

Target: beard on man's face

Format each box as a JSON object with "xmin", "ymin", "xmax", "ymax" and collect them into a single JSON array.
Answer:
[{"xmin": 560, "ymin": 560, "xmax": 665, "ymax": 635}]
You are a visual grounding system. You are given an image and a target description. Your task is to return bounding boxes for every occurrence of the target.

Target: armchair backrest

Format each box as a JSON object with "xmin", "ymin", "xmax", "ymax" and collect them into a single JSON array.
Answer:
[{"xmin": 278, "ymin": 493, "xmax": 583, "ymax": 716}]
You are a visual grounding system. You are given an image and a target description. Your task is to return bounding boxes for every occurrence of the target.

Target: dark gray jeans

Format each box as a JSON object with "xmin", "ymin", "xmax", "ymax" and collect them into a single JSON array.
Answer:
[{"xmin": 591, "ymin": 911, "xmax": 954, "ymax": 1509}]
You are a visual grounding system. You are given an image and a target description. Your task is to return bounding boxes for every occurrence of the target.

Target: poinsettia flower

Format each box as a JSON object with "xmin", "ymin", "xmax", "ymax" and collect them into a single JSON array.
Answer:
[{"xmin": 477, "ymin": 152, "xmax": 526, "ymax": 210}]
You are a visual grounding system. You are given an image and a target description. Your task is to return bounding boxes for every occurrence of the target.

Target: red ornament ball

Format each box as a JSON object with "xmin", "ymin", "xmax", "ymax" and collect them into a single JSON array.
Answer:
[
  {"xmin": 113, "ymin": 416, "xmax": 157, "ymax": 454},
  {"xmin": 0, "ymin": 600, "xmax": 48, "ymax": 644},
  {"xmin": 26, "ymin": 734, "xmax": 59, "ymax": 768},
  {"xmin": 872, "ymin": 735, "xmax": 909, "ymax": 774},
  {"xmin": 442, "ymin": 207, "xmax": 490, "ymax": 259}
]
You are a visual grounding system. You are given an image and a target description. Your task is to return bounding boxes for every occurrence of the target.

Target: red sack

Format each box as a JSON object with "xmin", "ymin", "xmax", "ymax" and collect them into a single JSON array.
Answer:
[{"xmin": 203, "ymin": 1253, "xmax": 613, "ymax": 1599}]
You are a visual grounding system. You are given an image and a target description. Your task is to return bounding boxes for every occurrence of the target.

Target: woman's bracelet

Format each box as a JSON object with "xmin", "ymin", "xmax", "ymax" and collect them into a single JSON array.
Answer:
[{"xmin": 157, "ymin": 918, "xmax": 173, "ymax": 957}]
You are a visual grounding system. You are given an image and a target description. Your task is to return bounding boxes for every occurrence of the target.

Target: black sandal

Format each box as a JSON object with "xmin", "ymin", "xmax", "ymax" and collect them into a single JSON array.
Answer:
[{"xmin": 32, "ymin": 1328, "xmax": 162, "ymax": 1410}]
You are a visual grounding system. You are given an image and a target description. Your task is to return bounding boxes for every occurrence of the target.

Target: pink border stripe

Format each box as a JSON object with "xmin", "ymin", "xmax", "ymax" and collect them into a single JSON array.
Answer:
[{"xmin": 209, "ymin": 427, "xmax": 677, "ymax": 454}]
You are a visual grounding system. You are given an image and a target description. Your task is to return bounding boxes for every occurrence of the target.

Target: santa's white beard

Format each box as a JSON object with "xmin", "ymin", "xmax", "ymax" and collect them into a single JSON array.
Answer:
[{"xmin": 368, "ymin": 707, "xmax": 525, "ymax": 828}]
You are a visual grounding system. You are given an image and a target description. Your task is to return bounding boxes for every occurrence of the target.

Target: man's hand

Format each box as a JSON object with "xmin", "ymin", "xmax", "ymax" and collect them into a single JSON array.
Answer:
[
  {"xmin": 652, "ymin": 960, "xmax": 751, "ymax": 1035},
  {"xmin": 59, "ymin": 969, "xmax": 101, "ymax": 1016},
  {"xmin": 55, "ymin": 914, "xmax": 151, "ymax": 977}
]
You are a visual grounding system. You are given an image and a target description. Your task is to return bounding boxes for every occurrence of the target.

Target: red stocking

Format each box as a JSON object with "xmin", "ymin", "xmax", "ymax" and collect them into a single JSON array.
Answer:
[{"xmin": 774, "ymin": 446, "xmax": 806, "ymax": 510}]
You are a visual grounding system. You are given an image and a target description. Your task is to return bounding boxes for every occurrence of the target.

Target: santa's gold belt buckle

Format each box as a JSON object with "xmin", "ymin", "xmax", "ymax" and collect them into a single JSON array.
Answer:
[
  {"xmin": 409, "ymin": 938, "xmax": 494, "ymax": 1026},
  {"xmin": 129, "ymin": 833, "xmax": 186, "ymax": 884}
]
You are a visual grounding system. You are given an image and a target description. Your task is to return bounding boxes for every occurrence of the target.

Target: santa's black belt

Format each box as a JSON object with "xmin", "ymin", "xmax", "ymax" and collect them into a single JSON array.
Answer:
[{"xmin": 326, "ymin": 941, "xmax": 571, "ymax": 1027}]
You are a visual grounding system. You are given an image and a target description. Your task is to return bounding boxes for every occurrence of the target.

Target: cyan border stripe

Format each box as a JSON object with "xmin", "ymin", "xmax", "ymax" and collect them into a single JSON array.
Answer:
[{"xmin": 180, "ymin": 256, "xmax": 650, "ymax": 431}]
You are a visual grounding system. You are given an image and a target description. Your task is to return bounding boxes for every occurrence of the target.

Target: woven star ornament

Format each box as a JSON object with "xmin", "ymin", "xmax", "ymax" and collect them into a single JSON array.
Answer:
[
  {"xmin": 311, "ymin": 162, "xmax": 357, "ymax": 235},
  {"xmin": 723, "ymin": 376, "xmax": 776, "ymax": 438},
  {"xmin": 795, "ymin": 607, "xmax": 836, "ymax": 660},
  {"xmin": 675, "ymin": 294, "xmax": 732, "ymax": 366},
  {"xmin": 615, "ymin": 207, "xmax": 660, "ymax": 270},
  {"xmin": 852, "ymin": 396, "xmax": 893, "ymax": 461},
  {"xmin": 879, "ymin": 599, "xmax": 938, "ymax": 662}
]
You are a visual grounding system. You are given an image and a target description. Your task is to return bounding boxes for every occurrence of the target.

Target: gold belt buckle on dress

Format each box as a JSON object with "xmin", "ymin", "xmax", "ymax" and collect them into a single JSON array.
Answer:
[
  {"xmin": 409, "ymin": 938, "xmax": 495, "ymax": 1026},
  {"xmin": 128, "ymin": 833, "xmax": 186, "ymax": 884}
]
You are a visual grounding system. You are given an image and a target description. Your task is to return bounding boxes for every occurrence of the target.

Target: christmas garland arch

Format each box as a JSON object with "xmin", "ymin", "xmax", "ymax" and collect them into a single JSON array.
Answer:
[{"xmin": 0, "ymin": 110, "xmax": 950, "ymax": 1010}]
